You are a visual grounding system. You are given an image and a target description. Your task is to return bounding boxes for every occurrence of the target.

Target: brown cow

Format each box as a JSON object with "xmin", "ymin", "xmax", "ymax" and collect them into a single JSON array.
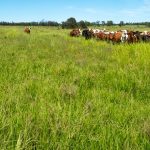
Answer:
[
  {"xmin": 127, "ymin": 31, "xmax": 138, "ymax": 43},
  {"xmin": 97, "ymin": 32, "xmax": 107, "ymax": 40},
  {"xmin": 70, "ymin": 29, "xmax": 81, "ymax": 37},
  {"xmin": 24, "ymin": 27, "xmax": 31, "ymax": 34},
  {"xmin": 108, "ymin": 32, "xmax": 115, "ymax": 42},
  {"xmin": 112, "ymin": 31, "xmax": 122, "ymax": 43}
]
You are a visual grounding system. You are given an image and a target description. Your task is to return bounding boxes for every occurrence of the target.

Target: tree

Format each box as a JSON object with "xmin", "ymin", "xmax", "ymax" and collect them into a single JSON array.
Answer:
[
  {"xmin": 102, "ymin": 21, "xmax": 106, "ymax": 26},
  {"xmin": 61, "ymin": 21, "xmax": 67, "ymax": 29},
  {"xmin": 84, "ymin": 21, "xmax": 91, "ymax": 26},
  {"xmin": 146, "ymin": 22, "xmax": 150, "ymax": 27},
  {"xmin": 62, "ymin": 17, "xmax": 78, "ymax": 29},
  {"xmin": 106, "ymin": 20, "xmax": 113, "ymax": 26},
  {"xmin": 96, "ymin": 21, "xmax": 100, "ymax": 26},
  {"xmin": 78, "ymin": 20, "xmax": 87, "ymax": 29},
  {"xmin": 119, "ymin": 21, "xmax": 124, "ymax": 27},
  {"xmin": 47, "ymin": 21, "xmax": 59, "ymax": 26}
]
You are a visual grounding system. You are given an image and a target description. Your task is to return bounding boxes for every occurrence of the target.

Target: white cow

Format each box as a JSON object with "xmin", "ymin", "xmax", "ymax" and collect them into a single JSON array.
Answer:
[{"xmin": 121, "ymin": 30, "xmax": 128, "ymax": 43}]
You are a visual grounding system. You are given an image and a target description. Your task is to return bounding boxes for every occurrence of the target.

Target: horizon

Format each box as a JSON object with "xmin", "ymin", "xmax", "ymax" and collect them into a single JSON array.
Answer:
[
  {"xmin": 0, "ymin": 0, "xmax": 150, "ymax": 23},
  {"xmin": 0, "ymin": 19, "xmax": 149, "ymax": 24}
]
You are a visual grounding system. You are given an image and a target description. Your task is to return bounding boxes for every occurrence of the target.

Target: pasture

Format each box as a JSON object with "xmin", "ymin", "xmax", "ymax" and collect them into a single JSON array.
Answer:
[{"xmin": 0, "ymin": 26, "xmax": 150, "ymax": 150}]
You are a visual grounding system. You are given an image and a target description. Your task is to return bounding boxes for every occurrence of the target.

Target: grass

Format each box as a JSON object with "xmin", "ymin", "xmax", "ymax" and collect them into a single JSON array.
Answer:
[{"xmin": 0, "ymin": 26, "xmax": 150, "ymax": 150}]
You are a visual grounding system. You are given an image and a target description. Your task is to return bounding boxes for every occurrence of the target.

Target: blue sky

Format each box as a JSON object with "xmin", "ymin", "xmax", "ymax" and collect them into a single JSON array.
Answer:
[{"xmin": 0, "ymin": 0, "xmax": 150, "ymax": 23}]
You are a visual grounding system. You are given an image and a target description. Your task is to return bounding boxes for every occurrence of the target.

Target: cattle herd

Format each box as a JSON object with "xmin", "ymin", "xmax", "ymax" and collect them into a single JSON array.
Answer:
[
  {"xmin": 23, "ymin": 27, "xmax": 150, "ymax": 43},
  {"xmin": 70, "ymin": 28, "xmax": 150, "ymax": 43}
]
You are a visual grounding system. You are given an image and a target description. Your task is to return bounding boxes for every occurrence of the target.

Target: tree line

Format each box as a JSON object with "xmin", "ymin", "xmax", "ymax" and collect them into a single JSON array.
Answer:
[
  {"xmin": 0, "ymin": 21, "xmax": 59, "ymax": 26},
  {"xmin": 0, "ymin": 17, "xmax": 150, "ymax": 28}
]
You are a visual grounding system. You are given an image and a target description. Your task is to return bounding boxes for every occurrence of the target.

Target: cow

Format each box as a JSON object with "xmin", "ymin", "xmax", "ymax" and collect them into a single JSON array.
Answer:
[
  {"xmin": 104, "ymin": 31, "xmax": 111, "ymax": 41},
  {"xmin": 24, "ymin": 27, "xmax": 31, "ymax": 34},
  {"xmin": 92, "ymin": 28, "xmax": 106, "ymax": 34},
  {"xmin": 96, "ymin": 32, "xmax": 105, "ymax": 40},
  {"xmin": 147, "ymin": 32, "xmax": 150, "ymax": 36},
  {"xmin": 133, "ymin": 31, "xmax": 142, "ymax": 42},
  {"xmin": 127, "ymin": 31, "xmax": 139, "ymax": 43},
  {"xmin": 121, "ymin": 30, "xmax": 128, "ymax": 43},
  {"xmin": 141, "ymin": 35, "xmax": 150, "ymax": 42},
  {"xmin": 111, "ymin": 31, "xmax": 122, "ymax": 44},
  {"xmin": 70, "ymin": 29, "xmax": 81, "ymax": 37},
  {"xmin": 111, "ymin": 30, "xmax": 130, "ymax": 44},
  {"xmin": 82, "ymin": 29, "xmax": 94, "ymax": 40},
  {"xmin": 108, "ymin": 32, "xmax": 115, "ymax": 42}
]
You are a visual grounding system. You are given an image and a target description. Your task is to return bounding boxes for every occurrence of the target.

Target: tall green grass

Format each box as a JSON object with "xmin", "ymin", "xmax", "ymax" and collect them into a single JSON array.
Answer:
[{"xmin": 0, "ymin": 26, "xmax": 150, "ymax": 150}]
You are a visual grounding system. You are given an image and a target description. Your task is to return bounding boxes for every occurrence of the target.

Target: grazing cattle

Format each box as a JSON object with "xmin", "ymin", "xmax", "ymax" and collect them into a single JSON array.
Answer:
[
  {"xmin": 104, "ymin": 32, "xmax": 111, "ymax": 41},
  {"xmin": 141, "ymin": 35, "xmax": 150, "ymax": 42},
  {"xmin": 127, "ymin": 31, "xmax": 140, "ymax": 43},
  {"xmin": 147, "ymin": 32, "xmax": 150, "ymax": 36},
  {"xmin": 126, "ymin": 31, "xmax": 134, "ymax": 43},
  {"xmin": 70, "ymin": 29, "xmax": 81, "ymax": 37},
  {"xmin": 143, "ymin": 31, "xmax": 148, "ymax": 35},
  {"xmin": 82, "ymin": 29, "xmax": 94, "ymax": 40},
  {"xmin": 108, "ymin": 32, "xmax": 115, "ymax": 42},
  {"xmin": 96, "ymin": 32, "xmax": 105, "ymax": 40},
  {"xmin": 92, "ymin": 28, "xmax": 106, "ymax": 34},
  {"xmin": 24, "ymin": 27, "xmax": 31, "ymax": 34},
  {"xmin": 69, "ymin": 27, "xmax": 150, "ymax": 44},
  {"xmin": 112, "ymin": 31, "xmax": 122, "ymax": 43},
  {"xmin": 90, "ymin": 28, "xmax": 107, "ymax": 38},
  {"xmin": 96, "ymin": 31, "xmax": 109, "ymax": 41},
  {"xmin": 121, "ymin": 30, "xmax": 128, "ymax": 43},
  {"xmin": 133, "ymin": 31, "xmax": 142, "ymax": 42},
  {"xmin": 92, "ymin": 29, "xmax": 100, "ymax": 34},
  {"xmin": 114, "ymin": 31, "xmax": 130, "ymax": 43}
]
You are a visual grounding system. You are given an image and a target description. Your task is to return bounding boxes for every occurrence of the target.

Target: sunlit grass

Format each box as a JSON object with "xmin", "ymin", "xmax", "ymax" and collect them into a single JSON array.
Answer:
[{"xmin": 0, "ymin": 26, "xmax": 150, "ymax": 150}]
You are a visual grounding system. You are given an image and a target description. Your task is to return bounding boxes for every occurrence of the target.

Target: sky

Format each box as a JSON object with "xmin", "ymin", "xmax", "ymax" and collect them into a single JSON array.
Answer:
[{"xmin": 0, "ymin": 0, "xmax": 150, "ymax": 23}]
